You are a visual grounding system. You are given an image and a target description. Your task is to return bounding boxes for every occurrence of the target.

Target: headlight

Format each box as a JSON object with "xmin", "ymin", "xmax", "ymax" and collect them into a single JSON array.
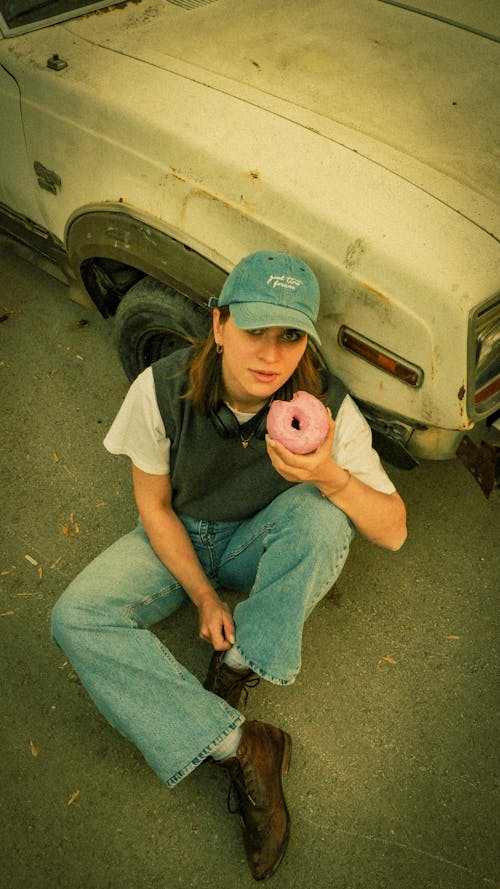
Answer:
[{"xmin": 470, "ymin": 295, "xmax": 500, "ymax": 415}]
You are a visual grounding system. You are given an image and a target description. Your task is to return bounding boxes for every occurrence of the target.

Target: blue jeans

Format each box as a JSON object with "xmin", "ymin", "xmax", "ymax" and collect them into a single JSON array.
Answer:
[{"xmin": 51, "ymin": 485, "xmax": 354, "ymax": 787}]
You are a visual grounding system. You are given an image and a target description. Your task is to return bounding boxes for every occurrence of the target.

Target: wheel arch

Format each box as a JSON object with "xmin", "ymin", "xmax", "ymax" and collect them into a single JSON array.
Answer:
[{"xmin": 65, "ymin": 204, "xmax": 228, "ymax": 317}]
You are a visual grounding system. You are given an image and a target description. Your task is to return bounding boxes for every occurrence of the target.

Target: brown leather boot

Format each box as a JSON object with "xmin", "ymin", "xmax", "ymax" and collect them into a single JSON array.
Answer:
[
  {"xmin": 217, "ymin": 719, "xmax": 292, "ymax": 881},
  {"xmin": 204, "ymin": 650, "xmax": 260, "ymax": 709}
]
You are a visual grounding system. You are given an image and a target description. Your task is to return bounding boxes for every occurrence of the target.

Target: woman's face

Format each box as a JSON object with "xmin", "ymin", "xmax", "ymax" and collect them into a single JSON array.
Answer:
[{"xmin": 213, "ymin": 309, "xmax": 308, "ymax": 412}]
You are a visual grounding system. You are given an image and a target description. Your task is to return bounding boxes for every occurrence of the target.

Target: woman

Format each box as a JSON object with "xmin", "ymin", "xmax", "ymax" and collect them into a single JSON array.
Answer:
[{"xmin": 52, "ymin": 250, "xmax": 407, "ymax": 882}]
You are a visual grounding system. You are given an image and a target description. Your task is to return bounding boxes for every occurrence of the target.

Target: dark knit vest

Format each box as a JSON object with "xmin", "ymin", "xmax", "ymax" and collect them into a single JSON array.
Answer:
[{"xmin": 152, "ymin": 347, "xmax": 347, "ymax": 521}]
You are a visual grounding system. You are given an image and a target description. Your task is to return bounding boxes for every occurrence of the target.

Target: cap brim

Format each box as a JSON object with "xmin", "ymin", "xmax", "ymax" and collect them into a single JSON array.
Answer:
[{"xmin": 230, "ymin": 302, "xmax": 321, "ymax": 346}]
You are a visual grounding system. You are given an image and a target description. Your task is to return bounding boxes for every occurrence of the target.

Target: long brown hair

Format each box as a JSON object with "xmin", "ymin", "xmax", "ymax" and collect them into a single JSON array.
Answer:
[{"xmin": 186, "ymin": 307, "xmax": 325, "ymax": 416}]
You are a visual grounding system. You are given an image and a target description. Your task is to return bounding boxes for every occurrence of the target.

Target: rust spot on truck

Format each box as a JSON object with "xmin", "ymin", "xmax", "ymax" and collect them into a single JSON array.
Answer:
[
  {"xmin": 180, "ymin": 186, "xmax": 257, "ymax": 228},
  {"xmin": 248, "ymin": 170, "xmax": 260, "ymax": 180},
  {"xmin": 167, "ymin": 167, "xmax": 187, "ymax": 184},
  {"xmin": 458, "ymin": 384, "xmax": 465, "ymax": 400},
  {"xmin": 362, "ymin": 282, "xmax": 390, "ymax": 304}
]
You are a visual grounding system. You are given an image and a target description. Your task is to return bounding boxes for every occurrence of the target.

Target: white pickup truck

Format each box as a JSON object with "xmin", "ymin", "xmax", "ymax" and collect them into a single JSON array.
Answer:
[{"xmin": 1, "ymin": 0, "xmax": 498, "ymax": 468}]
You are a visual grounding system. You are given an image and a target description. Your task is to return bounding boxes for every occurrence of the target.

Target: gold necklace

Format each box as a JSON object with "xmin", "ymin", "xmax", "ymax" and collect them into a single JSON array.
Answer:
[
  {"xmin": 239, "ymin": 430, "xmax": 256, "ymax": 449},
  {"xmin": 236, "ymin": 396, "xmax": 274, "ymax": 448}
]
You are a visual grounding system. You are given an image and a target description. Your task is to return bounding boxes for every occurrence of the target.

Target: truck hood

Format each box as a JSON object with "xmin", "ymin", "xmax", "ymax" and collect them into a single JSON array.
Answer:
[{"xmin": 67, "ymin": 0, "xmax": 500, "ymax": 235}]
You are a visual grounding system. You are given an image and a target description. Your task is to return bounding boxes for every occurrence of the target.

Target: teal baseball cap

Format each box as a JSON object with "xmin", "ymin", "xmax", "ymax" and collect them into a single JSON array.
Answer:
[{"xmin": 210, "ymin": 251, "xmax": 322, "ymax": 346}]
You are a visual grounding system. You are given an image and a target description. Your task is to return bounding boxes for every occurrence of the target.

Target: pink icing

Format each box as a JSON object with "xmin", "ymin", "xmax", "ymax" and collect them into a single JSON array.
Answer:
[{"xmin": 266, "ymin": 391, "xmax": 329, "ymax": 454}]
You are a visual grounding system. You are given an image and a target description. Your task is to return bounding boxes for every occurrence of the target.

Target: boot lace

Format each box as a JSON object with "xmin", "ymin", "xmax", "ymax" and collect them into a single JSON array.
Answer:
[
  {"xmin": 226, "ymin": 672, "xmax": 260, "ymax": 708},
  {"xmin": 226, "ymin": 759, "xmax": 257, "ymax": 813}
]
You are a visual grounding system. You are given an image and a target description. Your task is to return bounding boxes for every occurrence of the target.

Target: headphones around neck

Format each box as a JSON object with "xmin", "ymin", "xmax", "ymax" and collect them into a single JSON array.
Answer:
[{"xmin": 209, "ymin": 378, "xmax": 295, "ymax": 441}]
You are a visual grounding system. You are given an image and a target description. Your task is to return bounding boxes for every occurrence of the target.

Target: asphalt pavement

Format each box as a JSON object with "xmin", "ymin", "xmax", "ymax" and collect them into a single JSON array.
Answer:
[{"xmin": 1, "ymin": 241, "xmax": 498, "ymax": 889}]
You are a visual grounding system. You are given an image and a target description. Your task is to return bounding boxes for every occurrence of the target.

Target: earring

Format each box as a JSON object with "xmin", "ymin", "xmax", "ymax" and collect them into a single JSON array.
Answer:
[{"xmin": 216, "ymin": 343, "xmax": 223, "ymax": 354}]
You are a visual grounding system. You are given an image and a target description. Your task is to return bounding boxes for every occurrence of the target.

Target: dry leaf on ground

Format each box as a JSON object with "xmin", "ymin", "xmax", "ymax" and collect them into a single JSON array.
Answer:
[
  {"xmin": 1, "ymin": 565, "xmax": 16, "ymax": 576},
  {"xmin": 60, "ymin": 514, "xmax": 80, "ymax": 537}
]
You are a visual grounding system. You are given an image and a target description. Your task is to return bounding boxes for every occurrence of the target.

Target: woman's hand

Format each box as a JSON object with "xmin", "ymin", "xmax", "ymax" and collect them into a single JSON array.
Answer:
[
  {"xmin": 266, "ymin": 414, "xmax": 407, "ymax": 551},
  {"xmin": 266, "ymin": 413, "xmax": 346, "ymax": 489},
  {"xmin": 198, "ymin": 592, "xmax": 236, "ymax": 651}
]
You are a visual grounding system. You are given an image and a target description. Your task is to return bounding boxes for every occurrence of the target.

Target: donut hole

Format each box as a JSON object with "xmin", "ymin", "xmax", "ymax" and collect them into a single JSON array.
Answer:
[{"xmin": 266, "ymin": 390, "xmax": 329, "ymax": 454}]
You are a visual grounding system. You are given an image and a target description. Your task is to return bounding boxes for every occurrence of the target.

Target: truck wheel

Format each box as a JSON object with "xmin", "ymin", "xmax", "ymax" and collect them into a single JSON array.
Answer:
[{"xmin": 115, "ymin": 276, "xmax": 211, "ymax": 380}]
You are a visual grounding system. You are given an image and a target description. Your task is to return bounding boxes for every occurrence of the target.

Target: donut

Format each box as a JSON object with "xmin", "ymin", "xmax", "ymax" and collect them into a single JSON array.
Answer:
[{"xmin": 266, "ymin": 391, "xmax": 329, "ymax": 454}]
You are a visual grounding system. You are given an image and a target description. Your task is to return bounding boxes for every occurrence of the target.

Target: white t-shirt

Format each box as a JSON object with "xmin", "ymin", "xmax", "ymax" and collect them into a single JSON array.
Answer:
[{"xmin": 104, "ymin": 366, "xmax": 396, "ymax": 495}]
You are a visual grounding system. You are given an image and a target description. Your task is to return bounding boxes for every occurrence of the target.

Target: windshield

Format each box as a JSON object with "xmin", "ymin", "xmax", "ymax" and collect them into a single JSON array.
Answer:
[{"xmin": 0, "ymin": 0, "xmax": 123, "ymax": 35}]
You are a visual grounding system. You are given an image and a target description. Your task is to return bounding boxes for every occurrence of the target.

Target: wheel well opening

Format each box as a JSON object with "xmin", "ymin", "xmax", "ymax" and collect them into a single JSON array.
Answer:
[{"xmin": 80, "ymin": 257, "xmax": 145, "ymax": 317}]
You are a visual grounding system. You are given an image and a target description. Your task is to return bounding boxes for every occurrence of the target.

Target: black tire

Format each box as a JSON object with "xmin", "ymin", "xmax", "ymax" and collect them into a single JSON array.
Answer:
[{"xmin": 115, "ymin": 276, "xmax": 211, "ymax": 380}]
